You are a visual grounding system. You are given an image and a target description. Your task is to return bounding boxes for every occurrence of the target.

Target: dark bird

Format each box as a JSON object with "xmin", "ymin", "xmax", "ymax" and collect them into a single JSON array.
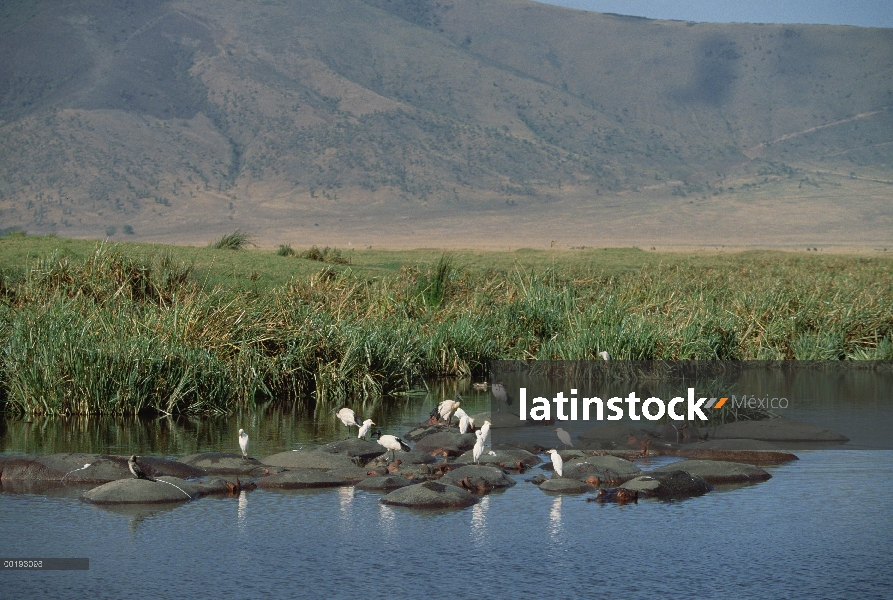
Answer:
[
  {"xmin": 554, "ymin": 427, "xmax": 573, "ymax": 449},
  {"xmin": 491, "ymin": 382, "xmax": 513, "ymax": 412},
  {"xmin": 640, "ymin": 437, "xmax": 652, "ymax": 456},
  {"xmin": 128, "ymin": 455, "xmax": 156, "ymax": 481}
]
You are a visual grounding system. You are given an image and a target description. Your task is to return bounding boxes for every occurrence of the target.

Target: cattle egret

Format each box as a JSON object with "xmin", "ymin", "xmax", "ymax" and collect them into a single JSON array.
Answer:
[
  {"xmin": 454, "ymin": 407, "xmax": 468, "ymax": 421},
  {"xmin": 554, "ymin": 427, "xmax": 573, "ymax": 449},
  {"xmin": 546, "ymin": 449, "xmax": 563, "ymax": 477},
  {"xmin": 128, "ymin": 455, "xmax": 155, "ymax": 481},
  {"xmin": 358, "ymin": 419, "xmax": 375, "ymax": 439},
  {"xmin": 238, "ymin": 428, "xmax": 249, "ymax": 457},
  {"xmin": 372, "ymin": 429, "xmax": 411, "ymax": 461},
  {"xmin": 459, "ymin": 414, "xmax": 475, "ymax": 434},
  {"xmin": 598, "ymin": 351, "xmax": 610, "ymax": 361},
  {"xmin": 472, "ymin": 436, "xmax": 484, "ymax": 465},
  {"xmin": 333, "ymin": 407, "xmax": 362, "ymax": 438},
  {"xmin": 479, "ymin": 420, "xmax": 492, "ymax": 446}
]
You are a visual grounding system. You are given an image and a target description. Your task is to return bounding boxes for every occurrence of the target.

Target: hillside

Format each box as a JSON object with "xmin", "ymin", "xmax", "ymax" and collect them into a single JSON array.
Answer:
[{"xmin": 0, "ymin": 0, "xmax": 891, "ymax": 248}]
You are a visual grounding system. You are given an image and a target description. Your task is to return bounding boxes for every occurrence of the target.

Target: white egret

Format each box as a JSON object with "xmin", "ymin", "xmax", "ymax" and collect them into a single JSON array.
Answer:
[
  {"xmin": 554, "ymin": 427, "xmax": 573, "ymax": 449},
  {"xmin": 472, "ymin": 436, "xmax": 484, "ymax": 465},
  {"xmin": 546, "ymin": 449, "xmax": 563, "ymax": 477},
  {"xmin": 454, "ymin": 407, "xmax": 469, "ymax": 421},
  {"xmin": 598, "ymin": 351, "xmax": 610, "ymax": 361},
  {"xmin": 371, "ymin": 429, "xmax": 411, "ymax": 461},
  {"xmin": 357, "ymin": 419, "xmax": 375, "ymax": 439},
  {"xmin": 459, "ymin": 414, "xmax": 475, "ymax": 434},
  {"xmin": 479, "ymin": 420, "xmax": 492, "ymax": 446},
  {"xmin": 238, "ymin": 428, "xmax": 249, "ymax": 457},
  {"xmin": 333, "ymin": 407, "xmax": 362, "ymax": 438}
]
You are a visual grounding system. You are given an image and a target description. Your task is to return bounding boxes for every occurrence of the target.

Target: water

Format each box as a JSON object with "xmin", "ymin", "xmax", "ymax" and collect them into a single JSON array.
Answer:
[
  {"xmin": 2, "ymin": 368, "xmax": 892, "ymax": 598},
  {"xmin": 490, "ymin": 361, "xmax": 893, "ymax": 449},
  {"xmin": 0, "ymin": 382, "xmax": 494, "ymax": 458},
  {"xmin": 2, "ymin": 451, "xmax": 891, "ymax": 599}
]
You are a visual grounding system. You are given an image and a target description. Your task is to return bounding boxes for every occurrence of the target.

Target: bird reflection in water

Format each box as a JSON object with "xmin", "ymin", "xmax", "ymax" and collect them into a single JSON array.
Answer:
[
  {"xmin": 237, "ymin": 489, "xmax": 248, "ymax": 529},
  {"xmin": 127, "ymin": 512, "xmax": 147, "ymax": 538},
  {"xmin": 549, "ymin": 495, "xmax": 563, "ymax": 541},
  {"xmin": 338, "ymin": 486, "xmax": 355, "ymax": 531},
  {"xmin": 378, "ymin": 503, "xmax": 396, "ymax": 538},
  {"xmin": 470, "ymin": 495, "xmax": 490, "ymax": 548}
]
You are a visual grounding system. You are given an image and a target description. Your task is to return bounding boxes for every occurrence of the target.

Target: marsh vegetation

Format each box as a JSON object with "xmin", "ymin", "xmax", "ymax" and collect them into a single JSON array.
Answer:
[{"xmin": 0, "ymin": 234, "xmax": 890, "ymax": 415}]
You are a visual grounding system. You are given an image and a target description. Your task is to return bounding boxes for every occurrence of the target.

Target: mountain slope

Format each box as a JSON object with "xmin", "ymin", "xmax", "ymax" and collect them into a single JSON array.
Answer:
[{"xmin": 0, "ymin": 0, "xmax": 891, "ymax": 247}]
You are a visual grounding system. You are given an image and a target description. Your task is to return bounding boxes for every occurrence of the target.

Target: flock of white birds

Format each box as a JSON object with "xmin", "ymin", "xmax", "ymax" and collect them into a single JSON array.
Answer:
[{"xmin": 235, "ymin": 378, "xmax": 584, "ymax": 477}]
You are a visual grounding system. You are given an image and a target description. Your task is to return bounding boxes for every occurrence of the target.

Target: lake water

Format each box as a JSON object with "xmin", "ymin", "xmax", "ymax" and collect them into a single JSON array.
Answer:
[
  {"xmin": 2, "ymin": 451, "xmax": 891, "ymax": 599},
  {"xmin": 2, "ymin": 369, "xmax": 892, "ymax": 598}
]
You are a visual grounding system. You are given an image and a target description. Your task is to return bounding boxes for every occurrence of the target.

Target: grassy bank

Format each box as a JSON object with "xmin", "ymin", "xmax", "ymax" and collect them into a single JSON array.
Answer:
[{"xmin": 1, "ymin": 233, "xmax": 891, "ymax": 415}]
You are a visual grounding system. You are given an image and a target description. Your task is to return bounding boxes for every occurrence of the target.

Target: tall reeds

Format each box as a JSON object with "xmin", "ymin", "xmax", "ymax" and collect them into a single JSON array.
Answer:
[
  {"xmin": 210, "ymin": 229, "xmax": 254, "ymax": 250},
  {"xmin": 0, "ymin": 244, "xmax": 890, "ymax": 414}
]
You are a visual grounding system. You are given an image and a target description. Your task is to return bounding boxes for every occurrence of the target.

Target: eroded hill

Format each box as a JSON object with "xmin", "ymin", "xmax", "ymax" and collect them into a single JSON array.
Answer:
[{"xmin": 1, "ymin": 0, "xmax": 891, "ymax": 247}]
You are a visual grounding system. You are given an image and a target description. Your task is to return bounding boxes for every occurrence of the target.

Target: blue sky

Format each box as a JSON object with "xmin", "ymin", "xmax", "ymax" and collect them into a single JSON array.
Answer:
[{"xmin": 538, "ymin": 1, "xmax": 893, "ymax": 28}]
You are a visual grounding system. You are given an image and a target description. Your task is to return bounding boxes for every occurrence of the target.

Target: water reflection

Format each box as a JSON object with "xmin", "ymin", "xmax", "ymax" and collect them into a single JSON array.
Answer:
[
  {"xmin": 88, "ymin": 502, "xmax": 181, "ymax": 538},
  {"xmin": 548, "ymin": 496, "xmax": 562, "ymax": 541},
  {"xmin": 338, "ymin": 486, "xmax": 355, "ymax": 533},
  {"xmin": 470, "ymin": 495, "xmax": 490, "ymax": 548},
  {"xmin": 378, "ymin": 503, "xmax": 397, "ymax": 538},
  {"xmin": 0, "ymin": 379, "xmax": 495, "ymax": 457},
  {"xmin": 237, "ymin": 490, "xmax": 248, "ymax": 530}
]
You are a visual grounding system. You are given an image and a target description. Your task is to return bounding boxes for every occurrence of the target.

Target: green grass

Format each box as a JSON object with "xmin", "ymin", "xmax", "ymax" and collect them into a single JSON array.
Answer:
[
  {"xmin": 300, "ymin": 245, "xmax": 349, "ymax": 264},
  {"xmin": 0, "ymin": 233, "xmax": 890, "ymax": 415},
  {"xmin": 210, "ymin": 229, "xmax": 254, "ymax": 250}
]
